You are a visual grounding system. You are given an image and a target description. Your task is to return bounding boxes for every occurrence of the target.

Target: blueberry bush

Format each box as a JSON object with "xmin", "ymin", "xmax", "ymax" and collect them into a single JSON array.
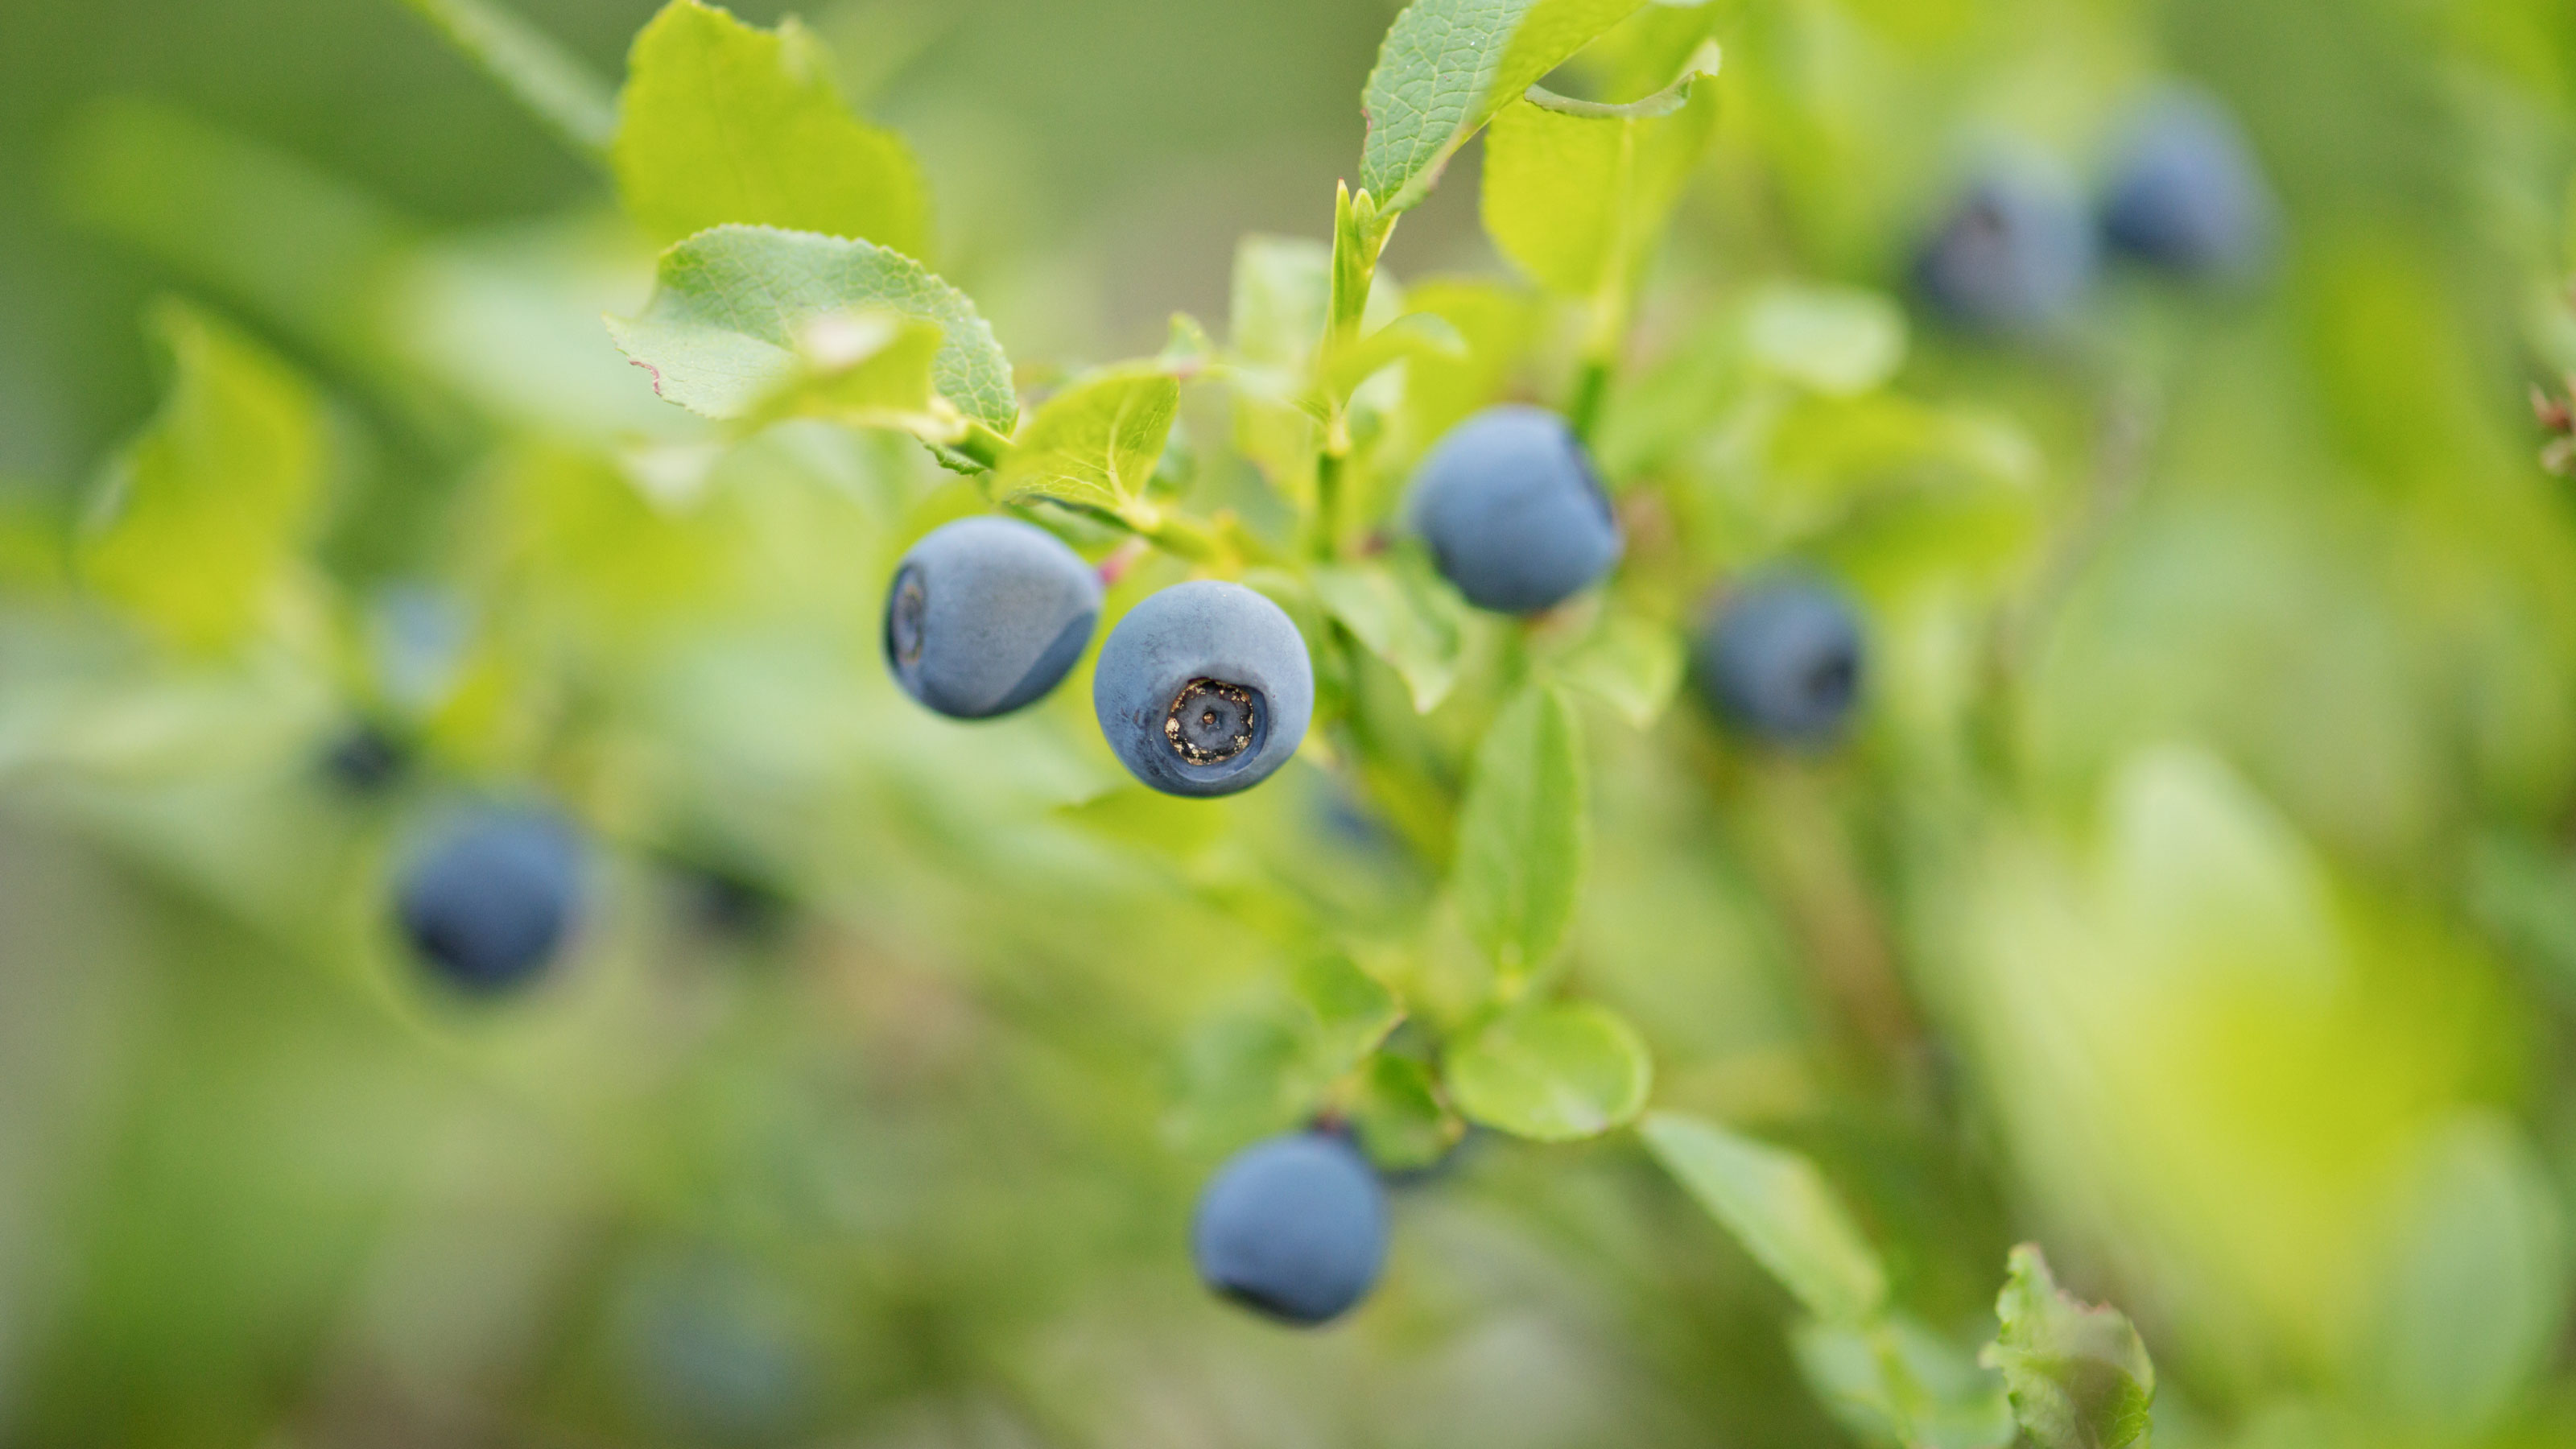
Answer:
[{"xmin": 1, "ymin": 0, "xmax": 2574, "ymax": 1444}]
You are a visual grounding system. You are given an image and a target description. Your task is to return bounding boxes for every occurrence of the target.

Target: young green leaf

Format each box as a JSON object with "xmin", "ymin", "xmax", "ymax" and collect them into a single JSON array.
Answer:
[
  {"xmin": 1742, "ymin": 282, "xmax": 1909, "ymax": 396},
  {"xmin": 1228, "ymin": 234, "xmax": 1336, "ymax": 381},
  {"xmin": 1446, "ymin": 999, "xmax": 1651, "ymax": 1141},
  {"xmin": 1290, "ymin": 954, "xmax": 1405, "ymax": 1074},
  {"xmin": 1794, "ymin": 1315, "xmax": 2017, "ymax": 1449},
  {"xmin": 1324, "ymin": 310, "xmax": 1472, "ymax": 400},
  {"xmin": 1544, "ymin": 611, "xmax": 1683, "ymax": 728},
  {"xmin": 80, "ymin": 302, "xmax": 325, "ymax": 652},
  {"xmin": 1979, "ymin": 1245, "xmax": 2156, "ymax": 1449},
  {"xmin": 1453, "ymin": 682, "xmax": 1588, "ymax": 975},
  {"xmin": 1167, "ymin": 958, "xmax": 1402, "ymax": 1151},
  {"xmin": 742, "ymin": 311, "xmax": 949, "ymax": 434},
  {"xmin": 398, "ymin": 0, "xmax": 617, "ymax": 160},
  {"xmin": 612, "ymin": 0, "xmax": 928, "ymax": 255},
  {"xmin": 1358, "ymin": 0, "xmax": 1651, "ymax": 215},
  {"xmin": 1348, "ymin": 1053, "xmax": 1463, "ymax": 1170},
  {"xmin": 1310, "ymin": 549, "xmax": 1475, "ymax": 712},
  {"xmin": 990, "ymin": 365, "xmax": 1181, "ymax": 514},
  {"xmin": 1397, "ymin": 278, "xmax": 1544, "ymax": 449},
  {"xmin": 1480, "ymin": 43, "xmax": 1719, "ymax": 295},
  {"xmin": 608, "ymin": 225, "xmax": 1014, "ymax": 430},
  {"xmin": 1638, "ymin": 1110, "xmax": 1891, "ymax": 1324}
]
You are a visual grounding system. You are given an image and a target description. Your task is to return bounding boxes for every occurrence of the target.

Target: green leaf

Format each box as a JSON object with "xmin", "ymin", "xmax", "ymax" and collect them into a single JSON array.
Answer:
[
  {"xmin": 1349, "ymin": 1053, "xmax": 1463, "ymax": 1170},
  {"xmin": 1639, "ymin": 1110, "xmax": 1891, "ymax": 1324},
  {"xmin": 1359, "ymin": 0, "xmax": 1652, "ymax": 215},
  {"xmin": 991, "ymin": 365, "xmax": 1181, "ymax": 514},
  {"xmin": 1290, "ymin": 954, "xmax": 1405, "ymax": 1074},
  {"xmin": 1794, "ymin": 1315, "xmax": 2017, "ymax": 1449},
  {"xmin": 607, "ymin": 225, "xmax": 1015, "ymax": 431},
  {"xmin": 80, "ymin": 302, "xmax": 326, "ymax": 652},
  {"xmin": 1228, "ymin": 234, "xmax": 1335, "ymax": 378},
  {"xmin": 1480, "ymin": 42, "xmax": 1718, "ymax": 295},
  {"xmin": 741, "ymin": 310, "xmax": 947, "ymax": 433},
  {"xmin": 398, "ymin": 0, "xmax": 618, "ymax": 159},
  {"xmin": 1168, "ymin": 956, "xmax": 1402, "ymax": 1151},
  {"xmin": 1446, "ymin": 999, "xmax": 1651, "ymax": 1141},
  {"xmin": 1323, "ymin": 310, "xmax": 1471, "ymax": 398},
  {"xmin": 1979, "ymin": 1245, "xmax": 2156, "ymax": 1449},
  {"xmin": 1743, "ymin": 282, "xmax": 1909, "ymax": 396},
  {"xmin": 612, "ymin": 0, "xmax": 928, "ymax": 255},
  {"xmin": 1397, "ymin": 278, "xmax": 1544, "ymax": 448},
  {"xmin": 1453, "ymin": 682, "xmax": 1587, "ymax": 975},
  {"xmin": 1056, "ymin": 782, "xmax": 1228, "ymax": 857},
  {"xmin": 1310, "ymin": 549, "xmax": 1476, "ymax": 712},
  {"xmin": 1544, "ymin": 611, "xmax": 1683, "ymax": 727},
  {"xmin": 2352, "ymin": 1116, "xmax": 2564, "ymax": 1437}
]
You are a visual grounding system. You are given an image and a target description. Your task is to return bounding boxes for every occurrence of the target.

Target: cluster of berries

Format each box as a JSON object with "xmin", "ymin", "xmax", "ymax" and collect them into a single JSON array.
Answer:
[
  {"xmin": 1916, "ymin": 89, "xmax": 2277, "ymax": 332},
  {"xmin": 886, "ymin": 404, "xmax": 1862, "ymax": 781},
  {"xmin": 378, "ymin": 406, "xmax": 1865, "ymax": 1007}
]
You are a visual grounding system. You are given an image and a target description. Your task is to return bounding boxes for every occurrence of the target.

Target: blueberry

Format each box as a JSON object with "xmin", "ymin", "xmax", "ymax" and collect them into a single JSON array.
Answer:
[
  {"xmin": 885, "ymin": 517, "xmax": 1103, "ymax": 720},
  {"xmin": 2100, "ymin": 89, "xmax": 2276, "ymax": 283},
  {"xmin": 1692, "ymin": 577, "xmax": 1866, "ymax": 745},
  {"xmin": 1913, "ymin": 163, "xmax": 2099, "ymax": 333},
  {"xmin": 321, "ymin": 721, "xmax": 407, "ymax": 794},
  {"xmin": 1092, "ymin": 580, "xmax": 1313, "ymax": 798},
  {"xmin": 1406, "ymin": 405, "xmax": 1622, "ymax": 613},
  {"xmin": 1191, "ymin": 1130, "xmax": 1388, "ymax": 1325},
  {"xmin": 396, "ymin": 807, "xmax": 584, "ymax": 993}
]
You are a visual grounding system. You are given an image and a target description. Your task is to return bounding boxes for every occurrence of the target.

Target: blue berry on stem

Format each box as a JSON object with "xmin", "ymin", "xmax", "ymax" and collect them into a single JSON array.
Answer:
[
  {"xmin": 397, "ymin": 807, "xmax": 584, "ymax": 993},
  {"xmin": 1191, "ymin": 1130, "xmax": 1388, "ymax": 1326},
  {"xmin": 1092, "ymin": 580, "xmax": 1312, "ymax": 799},
  {"xmin": 885, "ymin": 516, "xmax": 1103, "ymax": 720},
  {"xmin": 1693, "ymin": 577, "xmax": 1867, "ymax": 746},
  {"xmin": 1914, "ymin": 163, "xmax": 2099, "ymax": 334},
  {"xmin": 2100, "ymin": 89, "xmax": 2276, "ymax": 283},
  {"xmin": 1407, "ymin": 405, "xmax": 1622, "ymax": 614}
]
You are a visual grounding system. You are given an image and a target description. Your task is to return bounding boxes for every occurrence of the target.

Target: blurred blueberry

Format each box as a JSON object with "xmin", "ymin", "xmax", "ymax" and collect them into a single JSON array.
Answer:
[
  {"xmin": 1693, "ymin": 577, "xmax": 1867, "ymax": 745},
  {"xmin": 1192, "ymin": 1129, "xmax": 1388, "ymax": 1325},
  {"xmin": 1406, "ymin": 405, "xmax": 1622, "ymax": 613},
  {"xmin": 885, "ymin": 516, "xmax": 1103, "ymax": 720},
  {"xmin": 1913, "ymin": 163, "xmax": 2099, "ymax": 333},
  {"xmin": 2100, "ymin": 89, "xmax": 2277, "ymax": 283},
  {"xmin": 321, "ymin": 721, "xmax": 407, "ymax": 794},
  {"xmin": 368, "ymin": 582, "xmax": 469, "ymax": 713},
  {"xmin": 1093, "ymin": 580, "xmax": 1313, "ymax": 798},
  {"xmin": 396, "ymin": 807, "xmax": 584, "ymax": 993}
]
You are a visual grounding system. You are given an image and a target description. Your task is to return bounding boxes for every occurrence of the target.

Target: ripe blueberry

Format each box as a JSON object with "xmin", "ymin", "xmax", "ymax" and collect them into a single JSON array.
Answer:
[
  {"xmin": 396, "ymin": 807, "xmax": 584, "ymax": 993},
  {"xmin": 2100, "ymin": 90, "xmax": 2275, "ymax": 283},
  {"xmin": 1092, "ymin": 580, "xmax": 1313, "ymax": 798},
  {"xmin": 1191, "ymin": 1130, "xmax": 1388, "ymax": 1326},
  {"xmin": 1692, "ymin": 577, "xmax": 1866, "ymax": 745},
  {"xmin": 1913, "ymin": 163, "xmax": 2099, "ymax": 333},
  {"xmin": 884, "ymin": 516, "xmax": 1103, "ymax": 720},
  {"xmin": 322, "ymin": 721, "xmax": 407, "ymax": 794},
  {"xmin": 1406, "ymin": 405, "xmax": 1622, "ymax": 614}
]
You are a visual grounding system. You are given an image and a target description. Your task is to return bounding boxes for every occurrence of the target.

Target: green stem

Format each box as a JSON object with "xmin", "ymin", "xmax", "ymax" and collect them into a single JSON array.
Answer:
[
  {"xmin": 949, "ymin": 419, "xmax": 1013, "ymax": 473},
  {"xmin": 1311, "ymin": 435, "xmax": 1347, "ymax": 561},
  {"xmin": 396, "ymin": 0, "xmax": 618, "ymax": 165},
  {"xmin": 1566, "ymin": 359, "xmax": 1612, "ymax": 443},
  {"xmin": 1327, "ymin": 182, "xmax": 1394, "ymax": 357},
  {"xmin": 1121, "ymin": 504, "xmax": 1220, "ymax": 564}
]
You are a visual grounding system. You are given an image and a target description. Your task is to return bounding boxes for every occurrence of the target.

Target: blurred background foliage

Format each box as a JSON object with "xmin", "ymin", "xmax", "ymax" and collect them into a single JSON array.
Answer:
[{"xmin": 0, "ymin": 0, "xmax": 2574, "ymax": 1446}]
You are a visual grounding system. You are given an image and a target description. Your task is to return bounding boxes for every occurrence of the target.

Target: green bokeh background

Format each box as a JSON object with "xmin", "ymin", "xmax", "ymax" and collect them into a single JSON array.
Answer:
[{"xmin": 0, "ymin": 1, "xmax": 2574, "ymax": 1446}]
